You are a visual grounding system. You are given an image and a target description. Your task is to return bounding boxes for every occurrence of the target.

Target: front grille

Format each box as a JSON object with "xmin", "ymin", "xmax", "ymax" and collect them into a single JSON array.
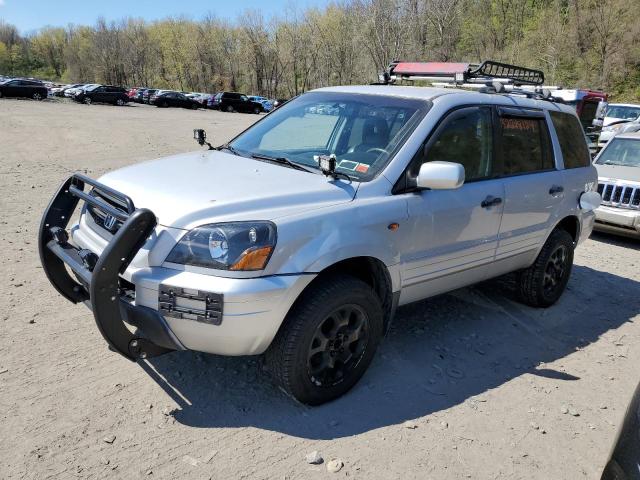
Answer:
[
  {"xmin": 86, "ymin": 189, "xmax": 128, "ymax": 233},
  {"xmin": 598, "ymin": 180, "xmax": 640, "ymax": 210}
]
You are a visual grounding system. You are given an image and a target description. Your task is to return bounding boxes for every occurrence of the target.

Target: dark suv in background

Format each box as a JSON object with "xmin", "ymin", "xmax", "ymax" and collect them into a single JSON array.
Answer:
[
  {"xmin": 0, "ymin": 78, "xmax": 48, "ymax": 100},
  {"xmin": 209, "ymin": 92, "xmax": 264, "ymax": 113},
  {"xmin": 74, "ymin": 85, "xmax": 129, "ymax": 106}
]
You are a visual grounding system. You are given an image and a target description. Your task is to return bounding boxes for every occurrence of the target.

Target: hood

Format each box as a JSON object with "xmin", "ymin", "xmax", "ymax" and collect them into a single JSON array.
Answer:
[
  {"xmin": 97, "ymin": 150, "xmax": 358, "ymax": 229},
  {"xmin": 595, "ymin": 163, "xmax": 640, "ymax": 183}
]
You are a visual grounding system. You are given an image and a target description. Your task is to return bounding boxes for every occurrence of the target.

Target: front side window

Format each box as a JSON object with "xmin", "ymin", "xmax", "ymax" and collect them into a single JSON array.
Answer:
[
  {"xmin": 422, "ymin": 107, "xmax": 493, "ymax": 182},
  {"xmin": 499, "ymin": 115, "xmax": 554, "ymax": 175},
  {"xmin": 550, "ymin": 110, "xmax": 591, "ymax": 168},
  {"xmin": 229, "ymin": 91, "xmax": 428, "ymax": 181},
  {"xmin": 596, "ymin": 138, "xmax": 640, "ymax": 168}
]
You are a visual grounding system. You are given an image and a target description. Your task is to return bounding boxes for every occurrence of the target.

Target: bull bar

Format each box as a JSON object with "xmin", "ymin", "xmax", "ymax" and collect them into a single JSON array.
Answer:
[{"xmin": 38, "ymin": 173, "xmax": 186, "ymax": 361}]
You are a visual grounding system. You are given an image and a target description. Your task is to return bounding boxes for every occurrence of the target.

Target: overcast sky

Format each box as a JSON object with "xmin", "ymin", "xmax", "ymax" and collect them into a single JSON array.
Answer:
[{"xmin": 0, "ymin": 0, "xmax": 331, "ymax": 33}]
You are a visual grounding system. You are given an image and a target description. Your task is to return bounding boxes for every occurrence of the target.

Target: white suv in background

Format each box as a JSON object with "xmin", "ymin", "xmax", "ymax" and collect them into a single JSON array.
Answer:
[{"xmin": 594, "ymin": 132, "xmax": 640, "ymax": 238}]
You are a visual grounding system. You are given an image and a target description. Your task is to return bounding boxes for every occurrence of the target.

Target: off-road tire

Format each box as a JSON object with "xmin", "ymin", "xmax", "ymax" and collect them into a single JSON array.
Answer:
[
  {"xmin": 265, "ymin": 274, "xmax": 384, "ymax": 405},
  {"xmin": 517, "ymin": 228, "xmax": 574, "ymax": 308}
]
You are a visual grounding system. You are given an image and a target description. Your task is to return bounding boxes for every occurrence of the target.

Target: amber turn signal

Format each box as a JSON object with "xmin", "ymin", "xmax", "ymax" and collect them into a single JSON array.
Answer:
[{"xmin": 230, "ymin": 246, "xmax": 274, "ymax": 271}]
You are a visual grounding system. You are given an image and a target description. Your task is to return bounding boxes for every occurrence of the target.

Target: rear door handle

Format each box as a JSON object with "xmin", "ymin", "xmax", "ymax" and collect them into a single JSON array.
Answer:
[
  {"xmin": 549, "ymin": 185, "xmax": 564, "ymax": 195},
  {"xmin": 481, "ymin": 195, "xmax": 502, "ymax": 208}
]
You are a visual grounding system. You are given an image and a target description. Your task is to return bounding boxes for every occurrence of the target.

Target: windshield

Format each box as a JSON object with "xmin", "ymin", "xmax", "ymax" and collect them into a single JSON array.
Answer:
[
  {"xmin": 606, "ymin": 106, "xmax": 640, "ymax": 121},
  {"xmin": 229, "ymin": 91, "xmax": 428, "ymax": 181},
  {"xmin": 596, "ymin": 138, "xmax": 640, "ymax": 167}
]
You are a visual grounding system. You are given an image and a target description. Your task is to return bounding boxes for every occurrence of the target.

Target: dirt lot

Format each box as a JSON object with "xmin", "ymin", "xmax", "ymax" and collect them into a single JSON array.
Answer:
[{"xmin": 1, "ymin": 98, "xmax": 639, "ymax": 480}]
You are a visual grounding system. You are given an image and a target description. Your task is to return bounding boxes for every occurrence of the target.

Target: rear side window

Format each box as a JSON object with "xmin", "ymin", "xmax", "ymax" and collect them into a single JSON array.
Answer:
[
  {"xmin": 549, "ymin": 111, "xmax": 591, "ymax": 168},
  {"xmin": 499, "ymin": 115, "xmax": 554, "ymax": 175}
]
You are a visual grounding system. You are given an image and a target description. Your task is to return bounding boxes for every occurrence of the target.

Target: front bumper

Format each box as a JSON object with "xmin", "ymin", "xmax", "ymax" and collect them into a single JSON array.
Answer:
[
  {"xmin": 38, "ymin": 174, "xmax": 186, "ymax": 360},
  {"xmin": 594, "ymin": 205, "xmax": 640, "ymax": 238},
  {"xmin": 39, "ymin": 174, "xmax": 316, "ymax": 359}
]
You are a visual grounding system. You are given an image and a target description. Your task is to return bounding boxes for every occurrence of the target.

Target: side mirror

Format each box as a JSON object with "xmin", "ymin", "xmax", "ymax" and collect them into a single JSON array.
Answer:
[
  {"xmin": 417, "ymin": 161, "xmax": 465, "ymax": 190},
  {"xmin": 579, "ymin": 191, "xmax": 601, "ymax": 212},
  {"xmin": 193, "ymin": 129, "xmax": 207, "ymax": 146}
]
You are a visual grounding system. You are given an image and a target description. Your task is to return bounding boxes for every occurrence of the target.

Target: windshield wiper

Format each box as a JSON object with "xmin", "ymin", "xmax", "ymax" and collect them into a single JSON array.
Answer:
[
  {"xmin": 216, "ymin": 143, "xmax": 242, "ymax": 156},
  {"xmin": 250, "ymin": 153, "xmax": 316, "ymax": 174}
]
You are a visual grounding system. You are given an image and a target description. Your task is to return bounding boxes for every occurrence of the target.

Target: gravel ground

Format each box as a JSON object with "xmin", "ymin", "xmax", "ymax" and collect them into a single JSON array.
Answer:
[{"xmin": 1, "ymin": 98, "xmax": 639, "ymax": 480}]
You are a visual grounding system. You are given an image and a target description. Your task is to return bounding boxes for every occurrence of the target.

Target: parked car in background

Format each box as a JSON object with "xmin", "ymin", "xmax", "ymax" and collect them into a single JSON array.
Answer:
[
  {"xmin": 65, "ymin": 84, "xmax": 95, "ymax": 98},
  {"xmin": 602, "ymin": 104, "xmax": 640, "ymax": 127},
  {"xmin": 151, "ymin": 91, "xmax": 201, "ymax": 109},
  {"xmin": 249, "ymin": 95, "xmax": 274, "ymax": 112},
  {"xmin": 209, "ymin": 92, "xmax": 264, "ymax": 113},
  {"xmin": 0, "ymin": 78, "xmax": 48, "ymax": 100},
  {"xmin": 74, "ymin": 85, "xmax": 129, "ymax": 106},
  {"xmin": 598, "ymin": 117, "xmax": 640, "ymax": 149},
  {"xmin": 593, "ymin": 132, "xmax": 640, "ymax": 239},
  {"xmin": 133, "ymin": 88, "xmax": 148, "ymax": 103},
  {"xmin": 601, "ymin": 379, "xmax": 640, "ymax": 479},
  {"xmin": 143, "ymin": 89, "xmax": 158, "ymax": 104}
]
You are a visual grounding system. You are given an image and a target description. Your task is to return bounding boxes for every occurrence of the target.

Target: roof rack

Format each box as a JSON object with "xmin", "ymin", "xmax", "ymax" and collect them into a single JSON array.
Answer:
[{"xmin": 378, "ymin": 60, "xmax": 545, "ymax": 87}]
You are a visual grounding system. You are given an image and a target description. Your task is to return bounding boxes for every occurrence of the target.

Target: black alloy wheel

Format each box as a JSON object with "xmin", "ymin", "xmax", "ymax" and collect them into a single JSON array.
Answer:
[
  {"xmin": 543, "ymin": 245, "xmax": 569, "ymax": 297},
  {"xmin": 307, "ymin": 304, "xmax": 370, "ymax": 387}
]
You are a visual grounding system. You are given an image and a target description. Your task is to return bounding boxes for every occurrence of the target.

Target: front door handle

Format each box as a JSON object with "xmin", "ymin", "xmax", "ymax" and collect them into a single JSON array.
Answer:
[
  {"xmin": 549, "ymin": 185, "xmax": 564, "ymax": 196},
  {"xmin": 481, "ymin": 195, "xmax": 503, "ymax": 208}
]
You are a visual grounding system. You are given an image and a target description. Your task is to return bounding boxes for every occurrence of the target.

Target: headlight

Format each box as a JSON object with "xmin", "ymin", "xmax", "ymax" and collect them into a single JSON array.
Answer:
[{"xmin": 166, "ymin": 222, "xmax": 276, "ymax": 271}]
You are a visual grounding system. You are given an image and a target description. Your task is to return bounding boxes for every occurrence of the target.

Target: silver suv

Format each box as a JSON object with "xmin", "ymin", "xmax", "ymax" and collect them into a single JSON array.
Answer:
[{"xmin": 39, "ymin": 77, "xmax": 599, "ymax": 405}]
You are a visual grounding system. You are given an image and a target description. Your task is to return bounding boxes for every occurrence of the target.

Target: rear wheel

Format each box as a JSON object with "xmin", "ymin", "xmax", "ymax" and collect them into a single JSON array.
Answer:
[
  {"xmin": 225, "ymin": 105, "xmax": 234, "ymax": 113},
  {"xmin": 265, "ymin": 274, "xmax": 383, "ymax": 405},
  {"xmin": 253, "ymin": 106, "xmax": 261, "ymax": 114},
  {"xmin": 83, "ymin": 97, "xmax": 92, "ymax": 105},
  {"xmin": 517, "ymin": 229, "xmax": 574, "ymax": 307},
  {"xmin": 161, "ymin": 101, "xmax": 169, "ymax": 108},
  {"xmin": 32, "ymin": 92, "xmax": 43, "ymax": 101},
  {"xmin": 0, "ymin": 91, "xmax": 3, "ymax": 98}
]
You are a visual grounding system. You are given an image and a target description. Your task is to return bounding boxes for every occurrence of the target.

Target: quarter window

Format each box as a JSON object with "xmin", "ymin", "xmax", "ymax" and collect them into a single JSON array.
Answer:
[
  {"xmin": 423, "ymin": 107, "xmax": 493, "ymax": 182},
  {"xmin": 499, "ymin": 115, "xmax": 554, "ymax": 175},
  {"xmin": 549, "ymin": 111, "xmax": 591, "ymax": 169}
]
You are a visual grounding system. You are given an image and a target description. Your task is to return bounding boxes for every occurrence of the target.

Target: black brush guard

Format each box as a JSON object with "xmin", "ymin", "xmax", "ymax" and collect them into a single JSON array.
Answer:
[{"xmin": 38, "ymin": 173, "xmax": 185, "ymax": 360}]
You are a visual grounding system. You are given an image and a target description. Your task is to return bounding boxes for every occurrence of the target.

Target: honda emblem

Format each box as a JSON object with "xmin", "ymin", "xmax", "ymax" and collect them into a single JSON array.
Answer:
[{"xmin": 103, "ymin": 214, "xmax": 117, "ymax": 231}]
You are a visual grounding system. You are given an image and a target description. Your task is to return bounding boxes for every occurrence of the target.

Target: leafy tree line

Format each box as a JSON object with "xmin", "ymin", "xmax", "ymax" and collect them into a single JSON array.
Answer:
[{"xmin": 1, "ymin": 0, "xmax": 639, "ymax": 100}]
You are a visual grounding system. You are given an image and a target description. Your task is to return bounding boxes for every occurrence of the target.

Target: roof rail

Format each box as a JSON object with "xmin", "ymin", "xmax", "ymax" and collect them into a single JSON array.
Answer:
[{"xmin": 378, "ymin": 60, "xmax": 545, "ymax": 87}]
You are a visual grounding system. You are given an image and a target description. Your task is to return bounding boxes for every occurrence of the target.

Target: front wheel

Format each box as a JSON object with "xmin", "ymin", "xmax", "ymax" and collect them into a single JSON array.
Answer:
[
  {"xmin": 516, "ymin": 229, "xmax": 574, "ymax": 307},
  {"xmin": 265, "ymin": 274, "xmax": 383, "ymax": 405},
  {"xmin": 83, "ymin": 97, "xmax": 92, "ymax": 105},
  {"xmin": 253, "ymin": 106, "xmax": 261, "ymax": 114},
  {"xmin": 225, "ymin": 105, "xmax": 234, "ymax": 113},
  {"xmin": 116, "ymin": 98, "xmax": 125, "ymax": 106}
]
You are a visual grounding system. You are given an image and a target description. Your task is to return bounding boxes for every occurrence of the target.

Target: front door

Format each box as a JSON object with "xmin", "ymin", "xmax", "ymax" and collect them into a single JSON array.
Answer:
[{"xmin": 400, "ymin": 106, "xmax": 505, "ymax": 304}]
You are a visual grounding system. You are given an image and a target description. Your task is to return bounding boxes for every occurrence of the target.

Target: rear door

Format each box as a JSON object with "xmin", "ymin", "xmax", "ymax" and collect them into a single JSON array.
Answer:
[
  {"xmin": 491, "ymin": 107, "xmax": 565, "ymax": 275},
  {"xmin": 400, "ymin": 105, "xmax": 506, "ymax": 303}
]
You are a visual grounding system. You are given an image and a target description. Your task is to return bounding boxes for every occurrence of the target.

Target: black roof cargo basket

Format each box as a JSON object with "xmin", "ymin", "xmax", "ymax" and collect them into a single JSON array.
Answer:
[{"xmin": 379, "ymin": 60, "xmax": 545, "ymax": 86}]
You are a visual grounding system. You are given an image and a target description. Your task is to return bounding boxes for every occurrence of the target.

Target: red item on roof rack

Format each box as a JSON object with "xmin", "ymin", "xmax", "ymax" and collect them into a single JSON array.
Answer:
[{"xmin": 392, "ymin": 62, "xmax": 470, "ymax": 76}]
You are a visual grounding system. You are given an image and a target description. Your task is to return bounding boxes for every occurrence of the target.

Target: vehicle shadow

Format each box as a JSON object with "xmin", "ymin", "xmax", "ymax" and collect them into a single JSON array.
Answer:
[
  {"xmin": 141, "ymin": 264, "xmax": 640, "ymax": 439},
  {"xmin": 589, "ymin": 231, "xmax": 639, "ymax": 250}
]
